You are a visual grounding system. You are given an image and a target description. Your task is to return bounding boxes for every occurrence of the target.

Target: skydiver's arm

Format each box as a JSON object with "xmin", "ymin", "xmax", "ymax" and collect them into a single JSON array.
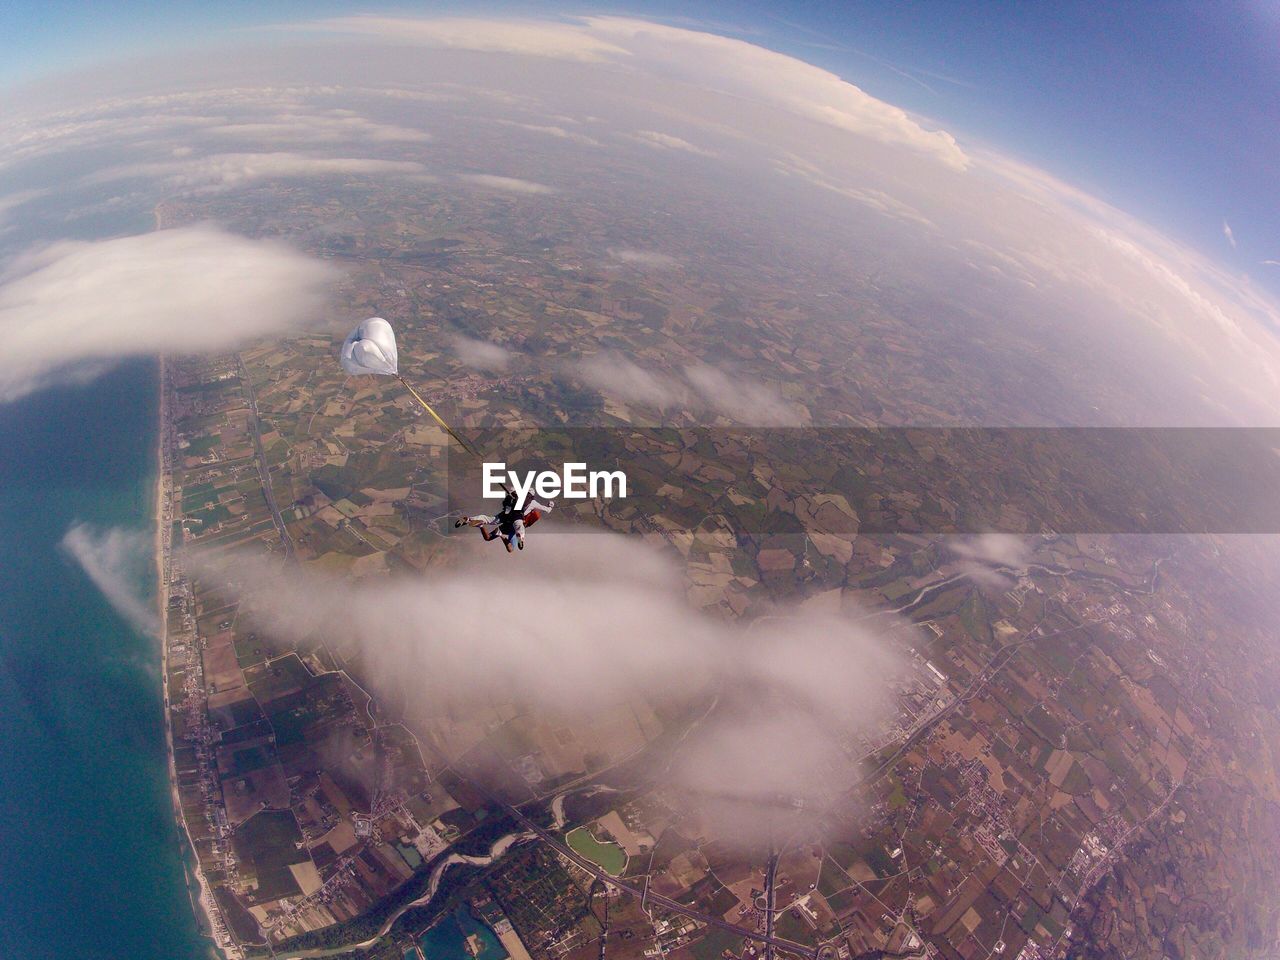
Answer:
[{"xmin": 523, "ymin": 499, "xmax": 554, "ymax": 516}]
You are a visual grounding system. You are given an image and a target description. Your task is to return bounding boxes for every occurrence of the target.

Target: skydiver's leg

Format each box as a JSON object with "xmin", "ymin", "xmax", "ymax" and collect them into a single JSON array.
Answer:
[
  {"xmin": 514, "ymin": 517, "xmax": 526, "ymax": 550},
  {"xmin": 454, "ymin": 514, "xmax": 500, "ymax": 540},
  {"xmin": 520, "ymin": 499, "xmax": 553, "ymax": 535}
]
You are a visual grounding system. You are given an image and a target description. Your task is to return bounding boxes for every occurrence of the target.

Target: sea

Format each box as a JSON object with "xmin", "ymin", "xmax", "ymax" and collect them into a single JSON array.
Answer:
[{"xmin": 0, "ymin": 360, "xmax": 213, "ymax": 960}]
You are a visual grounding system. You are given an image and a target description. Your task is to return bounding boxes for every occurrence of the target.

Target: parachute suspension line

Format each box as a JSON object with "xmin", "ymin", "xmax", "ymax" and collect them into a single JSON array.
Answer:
[{"xmin": 395, "ymin": 375, "xmax": 482, "ymax": 459}]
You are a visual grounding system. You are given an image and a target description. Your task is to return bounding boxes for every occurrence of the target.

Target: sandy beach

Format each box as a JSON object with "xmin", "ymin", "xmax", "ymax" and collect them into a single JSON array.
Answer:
[{"xmin": 154, "ymin": 355, "xmax": 239, "ymax": 960}]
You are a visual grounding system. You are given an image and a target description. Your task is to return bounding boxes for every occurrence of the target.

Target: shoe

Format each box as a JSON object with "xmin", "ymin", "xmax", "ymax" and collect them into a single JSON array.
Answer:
[
  {"xmin": 517, "ymin": 538, "xmax": 525, "ymax": 550},
  {"xmin": 505, "ymin": 539, "xmax": 513, "ymax": 553},
  {"xmin": 454, "ymin": 517, "xmax": 468, "ymax": 528}
]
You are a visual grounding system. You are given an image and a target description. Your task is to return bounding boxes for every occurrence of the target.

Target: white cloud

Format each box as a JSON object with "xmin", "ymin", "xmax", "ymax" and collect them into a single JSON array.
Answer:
[
  {"xmin": 585, "ymin": 17, "xmax": 968, "ymax": 170},
  {"xmin": 202, "ymin": 533, "xmax": 906, "ymax": 846},
  {"xmin": 207, "ymin": 112, "xmax": 430, "ymax": 144},
  {"xmin": 0, "ymin": 224, "xmax": 336, "ymax": 401},
  {"xmin": 4, "ymin": 17, "xmax": 1277, "ymax": 427},
  {"xmin": 577, "ymin": 353, "xmax": 681, "ymax": 410},
  {"xmin": 0, "ymin": 111, "xmax": 226, "ymax": 171},
  {"xmin": 458, "ymin": 173, "xmax": 555, "ymax": 194},
  {"xmin": 1223, "ymin": 219, "xmax": 1237, "ymax": 249},
  {"xmin": 0, "ymin": 188, "xmax": 47, "ymax": 233},
  {"xmin": 493, "ymin": 118, "xmax": 601, "ymax": 146},
  {"xmin": 1089, "ymin": 225, "xmax": 1247, "ymax": 344},
  {"xmin": 299, "ymin": 16, "xmax": 631, "ymax": 62},
  {"xmin": 574, "ymin": 354, "xmax": 805, "ymax": 425},
  {"xmin": 962, "ymin": 150, "xmax": 1280, "ymax": 420},
  {"xmin": 625, "ymin": 130, "xmax": 714, "ymax": 157},
  {"xmin": 947, "ymin": 534, "xmax": 1033, "ymax": 590},
  {"xmin": 301, "ymin": 14, "xmax": 969, "ymax": 170},
  {"xmin": 683, "ymin": 362, "xmax": 807, "ymax": 426},
  {"xmin": 453, "ymin": 335, "xmax": 511, "ymax": 371},
  {"xmin": 773, "ymin": 153, "xmax": 936, "ymax": 229},
  {"xmin": 86, "ymin": 152, "xmax": 430, "ymax": 192},
  {"xmin": 607, "ymin": 247, "xmax": 678, "ymax": 270},
  {"xmin": 61, "ymin": 524, "xmax": 159, "ymax": 636}
]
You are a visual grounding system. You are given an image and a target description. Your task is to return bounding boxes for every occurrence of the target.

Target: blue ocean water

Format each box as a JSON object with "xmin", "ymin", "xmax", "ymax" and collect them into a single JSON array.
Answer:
[{"xmin": 0, "ymin": 361, "xmax": 212, "ymax": 960}]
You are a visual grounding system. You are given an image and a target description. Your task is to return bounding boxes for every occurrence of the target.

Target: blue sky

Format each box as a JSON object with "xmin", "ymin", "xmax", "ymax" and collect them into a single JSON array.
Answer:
[{"xmin": 2, "ymin": 1, "xmax": 1277, "ymax": 292}]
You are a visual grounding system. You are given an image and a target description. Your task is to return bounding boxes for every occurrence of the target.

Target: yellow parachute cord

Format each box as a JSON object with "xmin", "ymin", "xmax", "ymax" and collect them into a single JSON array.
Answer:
[{"xmin": 396, "ymin": 375, "xmax": 482, "ymax": 459}]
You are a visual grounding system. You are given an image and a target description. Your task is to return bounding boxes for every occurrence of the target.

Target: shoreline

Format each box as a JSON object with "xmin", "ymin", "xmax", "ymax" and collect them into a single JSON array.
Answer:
[{"xmin": 154, "ymin": 355, "xmax": 237, "ymax": 960}]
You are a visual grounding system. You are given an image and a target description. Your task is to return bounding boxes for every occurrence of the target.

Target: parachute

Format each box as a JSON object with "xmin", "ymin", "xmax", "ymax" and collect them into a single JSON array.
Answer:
[
  {"xmin": 339, "ymin": 317, "xmax": 480, "ymax": 458},
  {"xmin": 340, "ymin": 317, "xmax": 399, "ymax": 376}
]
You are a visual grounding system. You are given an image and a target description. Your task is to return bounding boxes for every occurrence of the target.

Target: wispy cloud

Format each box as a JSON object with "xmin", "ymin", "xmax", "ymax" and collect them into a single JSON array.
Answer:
[
  {"xmin": 61, "ymin": 524, "xmax": 158, "ymax": 636},
  {"xmin": 773, "ymin": 153, "xmax": 936, "ymax": 229},
  {"xmin": 574, "ymin": 354, "xmax": 806, "ymax": 425},
  {"xmin": 300, "ymin": 14, "xmax": 970, "ymax": 170},
  {"xmin": 0, "ymin": 224, "xmax": 335, "ymax": 401},
  {"xmin": 453, "ymin": 335, "xmax": 511, "ymax": 372},
  {"xmin": 297, "ymin": 16, "xmax": 631, "ymax": 62},
  {"xmin": 207, "ymin": 112, "xmax": 430, "ymax": 144},
  {"xmin": 85, "ymin": 152, "xmax": 430, "ymax": 192},
  {"xmin": 682, "ymin": 362, "xmax": 806, "ymax": 425},
  {"xmin": 585, "ymin": 16, "xmax": 968, "ymax": 170},
  {"xmin": 947, "ymin": 534, "xmax": 1033, "ymax": 590},
  {"xmin": 1223, "ymin": 219, "xmax": 1237, "ymax": 249},
  {"xmin": 492, "ymin": 118, "xmax": 601, "ymax": 147},
  {"xmin": 607, "ymin": 247, "xmax": 678, "ymax": 270},
  {"xmin": 577, "ymin": 353, "xmax": 681, "ymax": 410},
  {"xmin": 0, "ymin": 188, "xmax": 49, "ymax": 235},
  {"xmin": 458, "ymin": 173, "xmax": 555, "ymax": 194},
  {"xmin": 624, "ymin": 130, "xmax": 715, "ymax": 157}
]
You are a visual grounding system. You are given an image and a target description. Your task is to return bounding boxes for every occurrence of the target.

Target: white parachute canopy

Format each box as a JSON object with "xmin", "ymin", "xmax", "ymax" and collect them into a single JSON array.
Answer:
[
  {"xmin": 340, "ymin": 317, "xmax": 399, "ymax": 376},
  {"xmin": 336, "ymin": 314, "xmax": 480, "ymax": 457}
]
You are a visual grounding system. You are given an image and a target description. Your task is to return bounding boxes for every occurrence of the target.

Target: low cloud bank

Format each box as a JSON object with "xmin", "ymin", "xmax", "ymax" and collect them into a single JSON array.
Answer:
[
  {"xmin": 199, "ymin": 533, "xmax": 905, "ymax": 847},
  {"xmin": 0, "ymin": 224, "xmax": 336, "ymax": 401}
]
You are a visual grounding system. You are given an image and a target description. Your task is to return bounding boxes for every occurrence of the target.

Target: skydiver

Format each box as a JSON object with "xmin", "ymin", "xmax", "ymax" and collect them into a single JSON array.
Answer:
[{"xmin": 454, "ymin": 486, "xmax": 554, "ymax": 552}]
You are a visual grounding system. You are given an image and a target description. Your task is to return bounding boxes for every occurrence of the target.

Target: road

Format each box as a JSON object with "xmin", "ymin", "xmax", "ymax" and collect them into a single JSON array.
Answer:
[
  {"xmin": 597, "ymin": 882, "xmax": 610, "ymax": 960},
  {"xmin": 237, "ymin": 355, "xmax": 294, "ymax": 562},
  {"xmin": 763, "ymin": 850, "xmax": 779, "ymax": 960}
]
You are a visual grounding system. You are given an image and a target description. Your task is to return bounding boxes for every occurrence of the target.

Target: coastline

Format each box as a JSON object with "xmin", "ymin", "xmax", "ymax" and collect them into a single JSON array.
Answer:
[{"xmin": 154, "ymin": 355, "xmax": 236, "ymax": 960}]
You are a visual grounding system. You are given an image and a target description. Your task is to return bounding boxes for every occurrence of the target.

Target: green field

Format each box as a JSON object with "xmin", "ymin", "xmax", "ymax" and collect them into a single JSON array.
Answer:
[{"xmin": 565, "ymin": 826, "xmax": 627, "ymax": 876}]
